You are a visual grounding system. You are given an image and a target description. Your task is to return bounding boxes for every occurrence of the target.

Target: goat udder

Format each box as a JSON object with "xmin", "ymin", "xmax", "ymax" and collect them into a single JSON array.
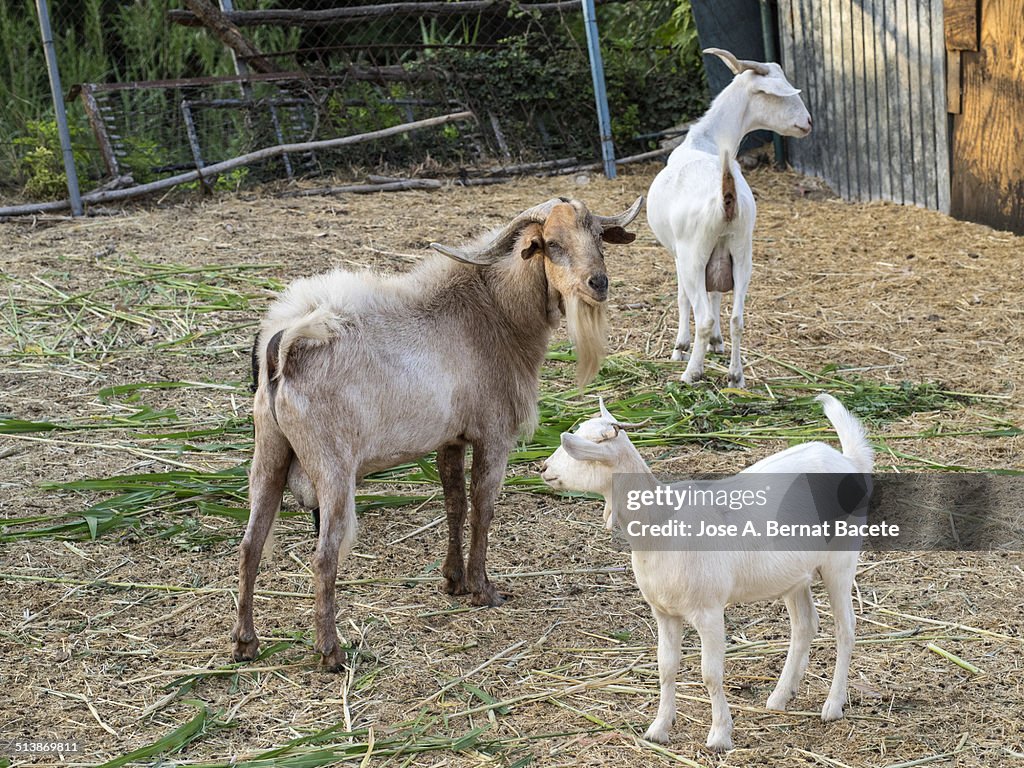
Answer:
[{"xmin": 705, "ymin": 248, "xmax": 734, "ymax": 293}]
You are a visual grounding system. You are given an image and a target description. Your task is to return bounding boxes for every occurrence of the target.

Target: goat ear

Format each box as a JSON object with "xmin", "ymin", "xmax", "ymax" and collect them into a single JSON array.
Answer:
[
  {"xmin": 560, "ymin": 432, "xmax": 614, "ymax": 463},
  {"xmin": 600, "ymin": 226, "xmax": 635, "ymax": 244},
  {"xmin": 521, "ymin": 234, "xmax": 544, "ymax": 260},
  {"xmin": 753, "ymin": 77, "xmax": 801, "ymax": 98}
]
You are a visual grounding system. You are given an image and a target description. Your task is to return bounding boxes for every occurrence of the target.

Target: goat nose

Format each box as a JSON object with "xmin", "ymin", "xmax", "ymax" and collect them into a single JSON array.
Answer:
[{"xmin": 588, "ymin": 274, "xmax": 608, "ymax": 293}]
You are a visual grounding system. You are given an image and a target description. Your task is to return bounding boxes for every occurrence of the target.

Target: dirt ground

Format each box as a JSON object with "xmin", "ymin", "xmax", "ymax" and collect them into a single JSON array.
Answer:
[{"xmin": 1, "ymin": 164, "xmax": 1022, "ymax": 768}]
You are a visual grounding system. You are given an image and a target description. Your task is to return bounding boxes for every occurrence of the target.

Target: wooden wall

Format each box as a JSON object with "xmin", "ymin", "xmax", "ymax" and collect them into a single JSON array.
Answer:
[
  {"xmin": 776, "ymin": 0, "xmax": 951, "ymax": 213},
  {"xmin": 948, "ymin": 0, "xmax": 1024, "ymax": 234}
]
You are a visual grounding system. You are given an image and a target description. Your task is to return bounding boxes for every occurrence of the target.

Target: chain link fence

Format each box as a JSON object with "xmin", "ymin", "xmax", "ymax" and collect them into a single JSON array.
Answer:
[{"xmin": 0, "ymin": 0, "xmax": 706, "ymax": 206}]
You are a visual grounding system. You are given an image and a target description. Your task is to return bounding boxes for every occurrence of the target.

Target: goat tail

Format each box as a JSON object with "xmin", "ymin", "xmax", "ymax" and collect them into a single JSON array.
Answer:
[
  {"xmin": 720, "ymin": 145, "xmax": 738, "ymax": 222},
  {"xmin": 268, "ymin": 307, "xmax": 341, "ymax": 382},
  {"xmin": 816, "ymin": 394, "xmax": 874, "ymax": 474}
]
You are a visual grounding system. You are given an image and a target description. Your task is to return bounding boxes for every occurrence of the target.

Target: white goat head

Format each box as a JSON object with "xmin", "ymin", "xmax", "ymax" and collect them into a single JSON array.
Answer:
[
  {"xmin": 541, "ymin": 399, "xmax": 646, "ymax": 524},
  {"xmin": 705, "ymin": 47, "xmax": 812, "ymax": 138},
  {"xmin": 432, "ymin": 196, "xmax": 643, "ymax": 385}
]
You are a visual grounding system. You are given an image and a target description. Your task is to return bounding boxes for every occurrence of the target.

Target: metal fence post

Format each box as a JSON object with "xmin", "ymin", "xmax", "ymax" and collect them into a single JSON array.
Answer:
[
  {"xmin": 581, "ymin": 0, "xmax": 616, "ymax": 180},
  {"xmin": 758, "ymin": 0, "xmax": 786, "ymax": 168},
  {"xmin": 35, "ymin": 0, "xmax": 83, "ymax": 216}
]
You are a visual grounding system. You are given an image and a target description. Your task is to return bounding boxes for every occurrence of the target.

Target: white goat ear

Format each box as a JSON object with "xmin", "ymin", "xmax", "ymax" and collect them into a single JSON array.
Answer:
[
  {"xmin": 753, "ymin": 77, "xmax": 801, "ymax": 98},
  {"xmin": 560, "ymin": 432, "xmax": 614, "ymax": 463}
]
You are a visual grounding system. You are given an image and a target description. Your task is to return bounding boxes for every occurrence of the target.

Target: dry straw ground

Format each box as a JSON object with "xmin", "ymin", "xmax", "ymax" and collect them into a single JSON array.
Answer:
[{"xmin": 1, "ymin": 164, "xmax": 1022, "ymax": 768}]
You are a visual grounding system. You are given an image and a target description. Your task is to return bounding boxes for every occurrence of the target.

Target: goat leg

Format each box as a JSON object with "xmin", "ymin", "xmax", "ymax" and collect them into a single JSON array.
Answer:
[
  {"xmin": 695, "ymin": 610, "xmax": 733, "ymax": 751},
  {"xmin": 820, "ymin": 563, "xmax": 856, "ymax": 721},
  {"xmin": 767, "ymin": 583, "xmax": 817, "ymax": 710},
  {"xmin": 727, "ymin": 241, "xmax": 751, "ymax": 388},
  {"xmin": 231, "ymin": 416, "xmax": 291, "ymax": 662},
  {"xmin": 437, "ymin": 443, "xmax": 469, "ymax": 595},
  {"xmin": 671, "ymin": 280, "xmax": 692, "ymax": 361},
  {"xmin": 466, "ymin": 440, "xmax": 510, "ymax": 606},
  {"xmin": 310, "ymin": 471, "xmax": 357, "ymax": 671},
  {"xmin": 643, "ymin": 609, "xmax": 683, "ymax": 743},
  {"xmin": 709, "ymin": 291, "xmax": 725, "ymax": 353}
]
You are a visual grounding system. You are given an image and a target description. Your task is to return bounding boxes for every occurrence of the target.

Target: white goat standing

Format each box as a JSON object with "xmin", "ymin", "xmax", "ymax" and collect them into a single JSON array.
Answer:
[
  {"xmin": 540, "ymin": 394, "xmax": 873, "ymax": 750},
  {"xmin": 647, "ymin": 48, "xmax": 812, "ymax": 387}
]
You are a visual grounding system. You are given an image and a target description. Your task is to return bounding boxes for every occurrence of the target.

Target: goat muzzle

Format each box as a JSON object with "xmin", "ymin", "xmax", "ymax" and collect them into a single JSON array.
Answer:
[{"xmin": 586, "ymin": 273, "xmax": 609, "ymax": 301}]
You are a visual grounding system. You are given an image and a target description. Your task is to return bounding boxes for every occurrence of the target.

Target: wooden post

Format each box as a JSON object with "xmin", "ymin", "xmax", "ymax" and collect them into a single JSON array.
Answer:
[
  {"xmin": 78, "ymin": 84, "xmax": 120, "ymax": 178},
  {"xmin": 180, "ymin": 0, "xmax": 280, "ymax": 74}
]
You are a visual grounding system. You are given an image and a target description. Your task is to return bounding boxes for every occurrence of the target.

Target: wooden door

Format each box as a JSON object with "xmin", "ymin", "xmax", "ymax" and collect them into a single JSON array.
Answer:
[{"xmin": 947, "ymin": 0, "xmax": 1024, "ymax": 234}]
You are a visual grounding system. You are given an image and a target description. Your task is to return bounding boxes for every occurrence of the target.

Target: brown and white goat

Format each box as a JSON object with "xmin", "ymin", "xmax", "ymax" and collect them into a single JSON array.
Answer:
[{"xmin": 232, "ymin": 196, "xmax": 643, "ymax": 669}]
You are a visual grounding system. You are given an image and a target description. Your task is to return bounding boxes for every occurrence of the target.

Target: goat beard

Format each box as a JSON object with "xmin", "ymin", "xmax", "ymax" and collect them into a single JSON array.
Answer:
[{"xmin": 565, "ymin": 292, "xmax": 608, "ymax": 387}]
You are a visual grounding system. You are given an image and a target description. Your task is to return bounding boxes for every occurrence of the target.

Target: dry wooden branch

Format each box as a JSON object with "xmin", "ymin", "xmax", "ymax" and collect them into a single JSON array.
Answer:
[
  {"xmin": 545, "ymin": 146, "xmax": 676, "ymax": 177},
  {"xmin": 475, "ymin": 156, "xmax": 580, "ymax": 176},
  {"xmin": 179, "ymin": 0, "xmax": 280, "ymax": 74},
  {"xmin": 282, "ymin": 176, "xmax": 512, "ymax": 198},
  {"xmin": 169, "ymin": 0, "xmax": 626, "ymax": 27},
  {"xmin": 0, "ymin": 111, "xmax": 476, "ymax": 218}
]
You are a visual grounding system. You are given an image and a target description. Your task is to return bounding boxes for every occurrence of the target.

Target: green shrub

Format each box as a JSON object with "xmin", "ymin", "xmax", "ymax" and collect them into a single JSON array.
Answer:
[{"xmin": 13, "ymin": 119, "xmax": 92, "ymax": 199}]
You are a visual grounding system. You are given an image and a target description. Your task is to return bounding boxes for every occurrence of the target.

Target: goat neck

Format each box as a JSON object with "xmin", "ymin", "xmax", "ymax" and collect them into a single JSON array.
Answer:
[
  {"xmin": 684, "ymin": 80, "xmax": 756, "ymax": 157},
  {"xmin": 594, "ymin": 436, "xmax": 658, "ymax": 531},
  {"xmin": 478, "ymin": 233, "xmax": 557, "ymax": 351}
]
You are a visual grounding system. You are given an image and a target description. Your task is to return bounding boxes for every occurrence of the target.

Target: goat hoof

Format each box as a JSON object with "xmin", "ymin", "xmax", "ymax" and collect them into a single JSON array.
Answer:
[
  {"xmin": 708, "ymin": 336, "xmax": 724, "ymax": 354},
  {"xmin": 230, "ymin": 626, "xmax": 260, "ymax": 662},
  {"xmin": 766, "ymin": 691, "xmax": 791, "ymax": 711},
  {"xmin": 442, "ymin": 574, "xmax": 470, "ymax": 596},
  {"xmin": 470, "ymin": 585, "xmax": 507, "ymax": 607},
  {"xmin": 681, "ymin": 370, "xmax": 703, "ymax": 384},
  {"xmin": 727, "ymin": 372, "xmax": 745, "ymax": 389},
  {"xmin": 643, "ymin": 724, "xmax": 670, "ymax": 744},
  {"xmin": 317, "ymin": 643, "xmax": 347, "ymax": 672},
  {"xmin": 705, "ymin": 732, "xmax": 734, "ymax": 752},
  {"xmin": 821, "ymin": 700, "xmax": 845, "ymax": 722},
  {"xmin": 671, "ymin": 345, "xmax": 690, "ymax": 362}
]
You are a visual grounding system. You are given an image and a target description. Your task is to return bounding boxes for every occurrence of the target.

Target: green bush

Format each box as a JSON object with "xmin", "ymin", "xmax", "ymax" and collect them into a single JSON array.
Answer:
[
  {"xmin": 13, "ymin": 119, "xmax": 93, "ymax": 199},
  {"xmin": 0, "ymin": 0, "xmax": 235, "ymax": 192},
  {"xmin": 0, "ymin": 1, "xmax": 707, "ymax": 191}
]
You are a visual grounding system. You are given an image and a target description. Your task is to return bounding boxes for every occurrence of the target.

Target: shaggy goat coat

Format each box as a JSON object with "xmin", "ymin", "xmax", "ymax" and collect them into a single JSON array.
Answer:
[{"xmin": 232, "ymin": 196, "xmax": 642, "ymax": 670}]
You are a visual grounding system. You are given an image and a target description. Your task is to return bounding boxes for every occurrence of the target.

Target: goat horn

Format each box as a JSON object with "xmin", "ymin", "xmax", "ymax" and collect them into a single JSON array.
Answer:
[
  {"xmin": 592, "ymin": 195, "xmax": 644, "ymax": 230},
  {"xmin": 613, "ymin": 418, "xmax": 651, "ymax": 431},
  {"xmin": 598, "ymin": 397, "xmax": 650, "ymax": 431},
  {"xmin": 430, "ymin": 198, "xmax": 565, "ymax": 265},
  {"xmin": 703, "ymin": 47, "xmax": 770, "ymax": 77}
]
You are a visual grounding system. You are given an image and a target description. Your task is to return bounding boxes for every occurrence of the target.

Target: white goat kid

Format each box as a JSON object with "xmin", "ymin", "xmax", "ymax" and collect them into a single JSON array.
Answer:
[
  {"xmin": 540, "ymin": 394, "xmax": 872, "ymax": 751},
  {"xmin": 647, "ymin": 48, "xmax": 812, "ymax": 387}
]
